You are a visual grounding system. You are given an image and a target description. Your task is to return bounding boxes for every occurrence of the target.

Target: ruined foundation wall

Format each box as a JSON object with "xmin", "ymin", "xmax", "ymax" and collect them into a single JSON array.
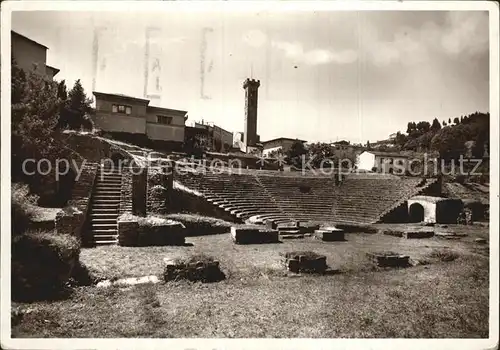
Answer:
[{"xmin": 55, "ymin": 162, "xmax": 98, "ymax": 243}]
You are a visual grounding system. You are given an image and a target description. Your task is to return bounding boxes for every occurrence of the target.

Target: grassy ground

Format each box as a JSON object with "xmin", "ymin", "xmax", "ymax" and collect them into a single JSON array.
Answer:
[{"xmin": 12, "ymin": 225, "xmax": 489, "ymax": 338}]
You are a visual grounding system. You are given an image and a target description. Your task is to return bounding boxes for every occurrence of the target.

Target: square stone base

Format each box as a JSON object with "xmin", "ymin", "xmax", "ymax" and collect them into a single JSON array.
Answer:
[
  {"xmin": 314, "ymin": 228, "xmax": 345, "ymax": 241},
  {"xmin": 163, "ymin": 258, "xmax": 224, "ymax": 282},
  {"xmin": 284, "ymin": 252, "xmax": 327, "ymax": 273},
  {"xmin": 367, "ymin": 252, "xmax": 410, "ymax": 267},
  {"xmin": 231, "ymin": 226, "xmax": 279, "ymax": 244}
]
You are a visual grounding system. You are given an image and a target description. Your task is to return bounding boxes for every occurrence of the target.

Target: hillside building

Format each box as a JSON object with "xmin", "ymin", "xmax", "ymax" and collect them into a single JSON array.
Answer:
[
  {"xmin": 92, "ymin": 91, "xmax": 188, "ymax": 150},
  {"xmin": 262, "ymin": 137, "xmax": 306, "ymax": 157},
  {"xmin": 357, "ymin": 150, "xmax": 409, "ymax": 174},
  {"xmin": 11, "ymin": 30, "xmax": 59, "ymax": 79}
]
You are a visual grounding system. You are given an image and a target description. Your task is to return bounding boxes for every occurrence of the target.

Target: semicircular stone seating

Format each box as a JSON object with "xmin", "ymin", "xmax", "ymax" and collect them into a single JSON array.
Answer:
[{"xmin": 175, "ymin": 168, "xmax": 437, "ymax": 226}]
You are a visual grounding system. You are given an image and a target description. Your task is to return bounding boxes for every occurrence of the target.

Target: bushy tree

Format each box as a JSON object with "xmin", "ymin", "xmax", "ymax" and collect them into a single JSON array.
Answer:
[
  {"xmin": 431, "ymin": 124, "xmax": 472, "ymax": 160},
  {"xmin": 406, "ymin": 122, "xmax": 417, "ymax": 136},
  {"xmin": 11, "ymin": 59, "xmax": 78, "ymax": 199},
  {"xmin": 307, "ymin": 142, "xmax": 336, "ymax": 168},
  {"xmin": 57, "ymin": 79, "xmax": 94, "ymax": 131},
  {"xmin": 394, "ymin": 132, "xmax": 407, "ymax": 148},
  {"xmin": 286, "ymin": 140, "xmax": 308, "ymax": 168},
  {"xmin": 416, "ymin": 121, "xmax": 431, "ymax": 134},
  {"xmin": 430, "ymin": 118, "xmax": 441, "ymax": 132},
  {"xmin": 11, "ymin": 60, "xmax": 71, "ymax": 178}
]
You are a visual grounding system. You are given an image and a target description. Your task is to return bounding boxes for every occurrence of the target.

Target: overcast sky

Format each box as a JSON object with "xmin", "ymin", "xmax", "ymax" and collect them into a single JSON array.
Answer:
[{"xmin": 12, "ymin": 10, "xmax": 489, "ymax": 144}]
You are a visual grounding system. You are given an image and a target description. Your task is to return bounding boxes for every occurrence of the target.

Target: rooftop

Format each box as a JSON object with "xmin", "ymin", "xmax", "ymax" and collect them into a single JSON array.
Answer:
[
  {"xmin": 12, "ymin": 30, "xmax": 48, "ymax": 49},
  {"xmin": 93, "ymin": 91, "xmax": 150, "ymax": 104},
  {"xmin": 148, "ymin": 105, "xmax": 188, "ymax": 118},
  {"xmin": 46, "ymin": 65, "xmax": 60, "ymax": 76},
  {"xmin": 262, "ymin": 137, "xmax": 307, "ymax": 145}
]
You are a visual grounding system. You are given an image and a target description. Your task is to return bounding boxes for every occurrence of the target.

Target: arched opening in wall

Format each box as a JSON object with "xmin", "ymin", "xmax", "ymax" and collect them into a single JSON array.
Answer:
[
  {"xmin": 299, "ymin": 185, "xmax": 311, "ymax": 194},
  {"xmin": 110, "ymin": 152, "xmax": 127, "ymax": 170},
  {"xmin": 53, "ymin": 168, "xmax": 76, "ymax": 207},
  {"xmin": 409, "ymin": 203, "xmax": 425, "ymax": 223}
]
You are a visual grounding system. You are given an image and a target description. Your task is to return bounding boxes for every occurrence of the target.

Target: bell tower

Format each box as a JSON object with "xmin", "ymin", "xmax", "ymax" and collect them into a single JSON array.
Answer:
[{"xmin": 243, "ymin": 78, "xmax": 260, "ymax": 150}]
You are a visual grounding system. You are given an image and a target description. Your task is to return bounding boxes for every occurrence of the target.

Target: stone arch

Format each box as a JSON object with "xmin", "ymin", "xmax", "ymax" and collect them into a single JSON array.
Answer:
[
  {"xmin": 299, "ymin": 184, "xmax": 311, "ymax": 193},
  {"xmin": 110, "ymin": 152, "xmax": 127, "ymax": 169},
  {"xmin": 408, "ymin": 202, "xmax": 425, "ymax": 223}
]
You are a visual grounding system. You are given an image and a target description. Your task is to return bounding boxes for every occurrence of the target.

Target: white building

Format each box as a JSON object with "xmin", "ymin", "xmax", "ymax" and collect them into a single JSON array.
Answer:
[
  {"xmin": 357, "ymin": 151, "xmax": 409, "ymax": 174},
  {"xmin": 262, "ymin": 137, "xmax": 306, "ymax": 157}
]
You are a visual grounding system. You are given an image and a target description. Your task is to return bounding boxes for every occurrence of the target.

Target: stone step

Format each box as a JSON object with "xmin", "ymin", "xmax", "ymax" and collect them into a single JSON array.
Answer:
[
  {"xmin": 93, "ymin": 194, "xmax": 121, "ymax": 199},
  {"xmin": 98, "ymin": 170, "xmax": 122, "ymax": 175},
  {"xmin": 93, "ymin": 234, "xmax": 119, "ymax": 240},
  {"xmin": 93, "ymin": 228, "xmax": 118, "ymax": 234},
  {"xmin": 93, "ymin": 199, "xmax": 121, "ymax": 203},
  {"xmin": 97, "ymin": 174, "xmax": 122, "ymax": 178},
  {"xmin": 92, "ymin": 224, "xmax": 117, "ymax": 230},
  {"xmin": 91, "ymin": 218, "xmax": 117, "ymax": 224},
  {"xmin": 97, "ymin": 175, "xmax": 122, "ymax": 183},
  {"xmin": 94, "ymin": 189, "xmax": 122, "ymax": 194},
  {"xmin": 96, "ymin": 180, "xmax": 122, "ymax": 185},
  {"xmin": 98, "ymin": 169, "xmax": 122, "ymax": 173},
  {"xmin": 279, "ymin": 229, "xmax": 301, "ymax": 235},
  {"xmin": 96, "ymin": 182, "xmax": 122, "ymax": 186},
  {"xmin": 92, "ymin": 204, "xmax": 119, "ymax": 209},
  {"xmin": 94, "ymin": 187, "xmax": 122, "ymax": 192},
  {"xmin": 91, "ymin": 212, "xmax": 119, "ymax": 216},
  {"xmin": 94, "ymin": 240, "xmax": 118, "ymax": 245}
]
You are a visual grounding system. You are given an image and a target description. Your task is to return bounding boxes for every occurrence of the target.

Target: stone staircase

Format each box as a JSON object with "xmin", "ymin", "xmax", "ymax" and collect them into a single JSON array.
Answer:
[{"xmin": 89, "ymin": 166, "xmax": 122, "ymax": 245}]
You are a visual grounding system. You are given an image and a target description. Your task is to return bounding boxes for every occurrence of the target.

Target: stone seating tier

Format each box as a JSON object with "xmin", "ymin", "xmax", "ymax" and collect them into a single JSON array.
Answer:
[{"xmin": 176, "ymin": 170, "xmax": 436, "ymax": 225}]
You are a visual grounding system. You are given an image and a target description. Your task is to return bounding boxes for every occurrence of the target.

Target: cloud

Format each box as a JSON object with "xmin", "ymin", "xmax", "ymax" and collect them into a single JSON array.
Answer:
[
  {"xmin": 245, "ymin": 12, "xmax": 488, "ymax": 68},
  {"xmin": 243, "ymin": 29, "xmax": 268, "ymax": 47},
  {"xmin": 364, "ymin": 11, "xmax": 489, "ymax": 67},
  {"xmin": 441, "ymin": 11, "xmax": 489, "ymax": 55},
  {"xmin": 272, "ymin": 40, "xmax": 358, "ymax": 65}
]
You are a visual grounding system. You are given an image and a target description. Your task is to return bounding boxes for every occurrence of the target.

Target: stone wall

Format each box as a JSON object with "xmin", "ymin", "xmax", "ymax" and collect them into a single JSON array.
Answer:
[
  {"xmin": 65, "ymin": 131, "xmax": 132, "ymax": 164},
  {"xmin": 132, "ymin": 167, "xmax": 147, "ymax": 215},
  {"xmin": 147, "ymin": 166, "xmax": 173, "ymax": 215},
  {"xmin": 170, "ymin": 187, "xmax": 238, "ymax": 222},
  {"xmin": 120, "ymin": 167, "xmax": 133, "ymax": 215},
  {"xmin": 55, "ymin": 162, "xmax": 98, "ymax": 243},
  {"xmin": 117, "ymin": 219, "xmax": 139, "ymax": 246}
]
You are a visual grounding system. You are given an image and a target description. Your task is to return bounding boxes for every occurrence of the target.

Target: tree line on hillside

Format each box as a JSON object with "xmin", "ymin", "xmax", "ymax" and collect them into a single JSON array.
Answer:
[
  {"xmin": 281, "ymin": 110, "xmax": 489, "ymax": 170},
  {"xmin": 394, "ymin": 113, "xmax": 490, "ymax": 160},
  {"xmin": 11, "ymin": 58, "xmax": 94, "ymax": 200}
]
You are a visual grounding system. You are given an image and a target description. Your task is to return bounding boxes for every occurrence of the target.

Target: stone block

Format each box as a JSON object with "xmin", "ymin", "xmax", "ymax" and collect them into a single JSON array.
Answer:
[
  {"xmin": 138, "ymin": 222, "xmax": 185, "ymax": 246},
  {"xmin": 118, "ymin": 219, "xmax": 139, "ymax": 246},
  {"xmin": 402, "ymin": 229, "xmax": 434, "ymax": 239},
  {"xmin": 298, "ymin": 222, "xmax": 320, "ymax": 234},
  {"xmin": 367, "ymin": 252, "xmax": 410, "ymax": 268},
  {"xmin": 314, "ymin": 228, "xmax": 345, "ymax": 241},
  {"xmin": 231, "ymin": 226, "xmax": 279, "ymax": 244},
  {"xmin": 435, "ymin": 230, "xmax": 466, "ymax": 239},
  {"xmin": 278, "ymin": 223, "xmax": 299, "ymax": 230},
  {"xmin": 380, "ymin": 229, "xmax": 404, "ymax": 237},
  {"xmin": 163, "ymin": 257, "xmax": 224, "ymax": 282},
  {"xmin": 284, "ymin": 251, "xmax": 328, "ymax": 274},
  {"xmin": 279, "ymin": 229, "xmax": 301, "ymax": 235},
  {"xmin": 280, "ymin": 233, "xmax": 305, "ymax": 239},
  {"xmin": 266, "ymin": 221, "xmax": 278, "ymax": 229},
  {"xmin": 287, "ymin": 259, "xmax": 300, "ymax": 273}
]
